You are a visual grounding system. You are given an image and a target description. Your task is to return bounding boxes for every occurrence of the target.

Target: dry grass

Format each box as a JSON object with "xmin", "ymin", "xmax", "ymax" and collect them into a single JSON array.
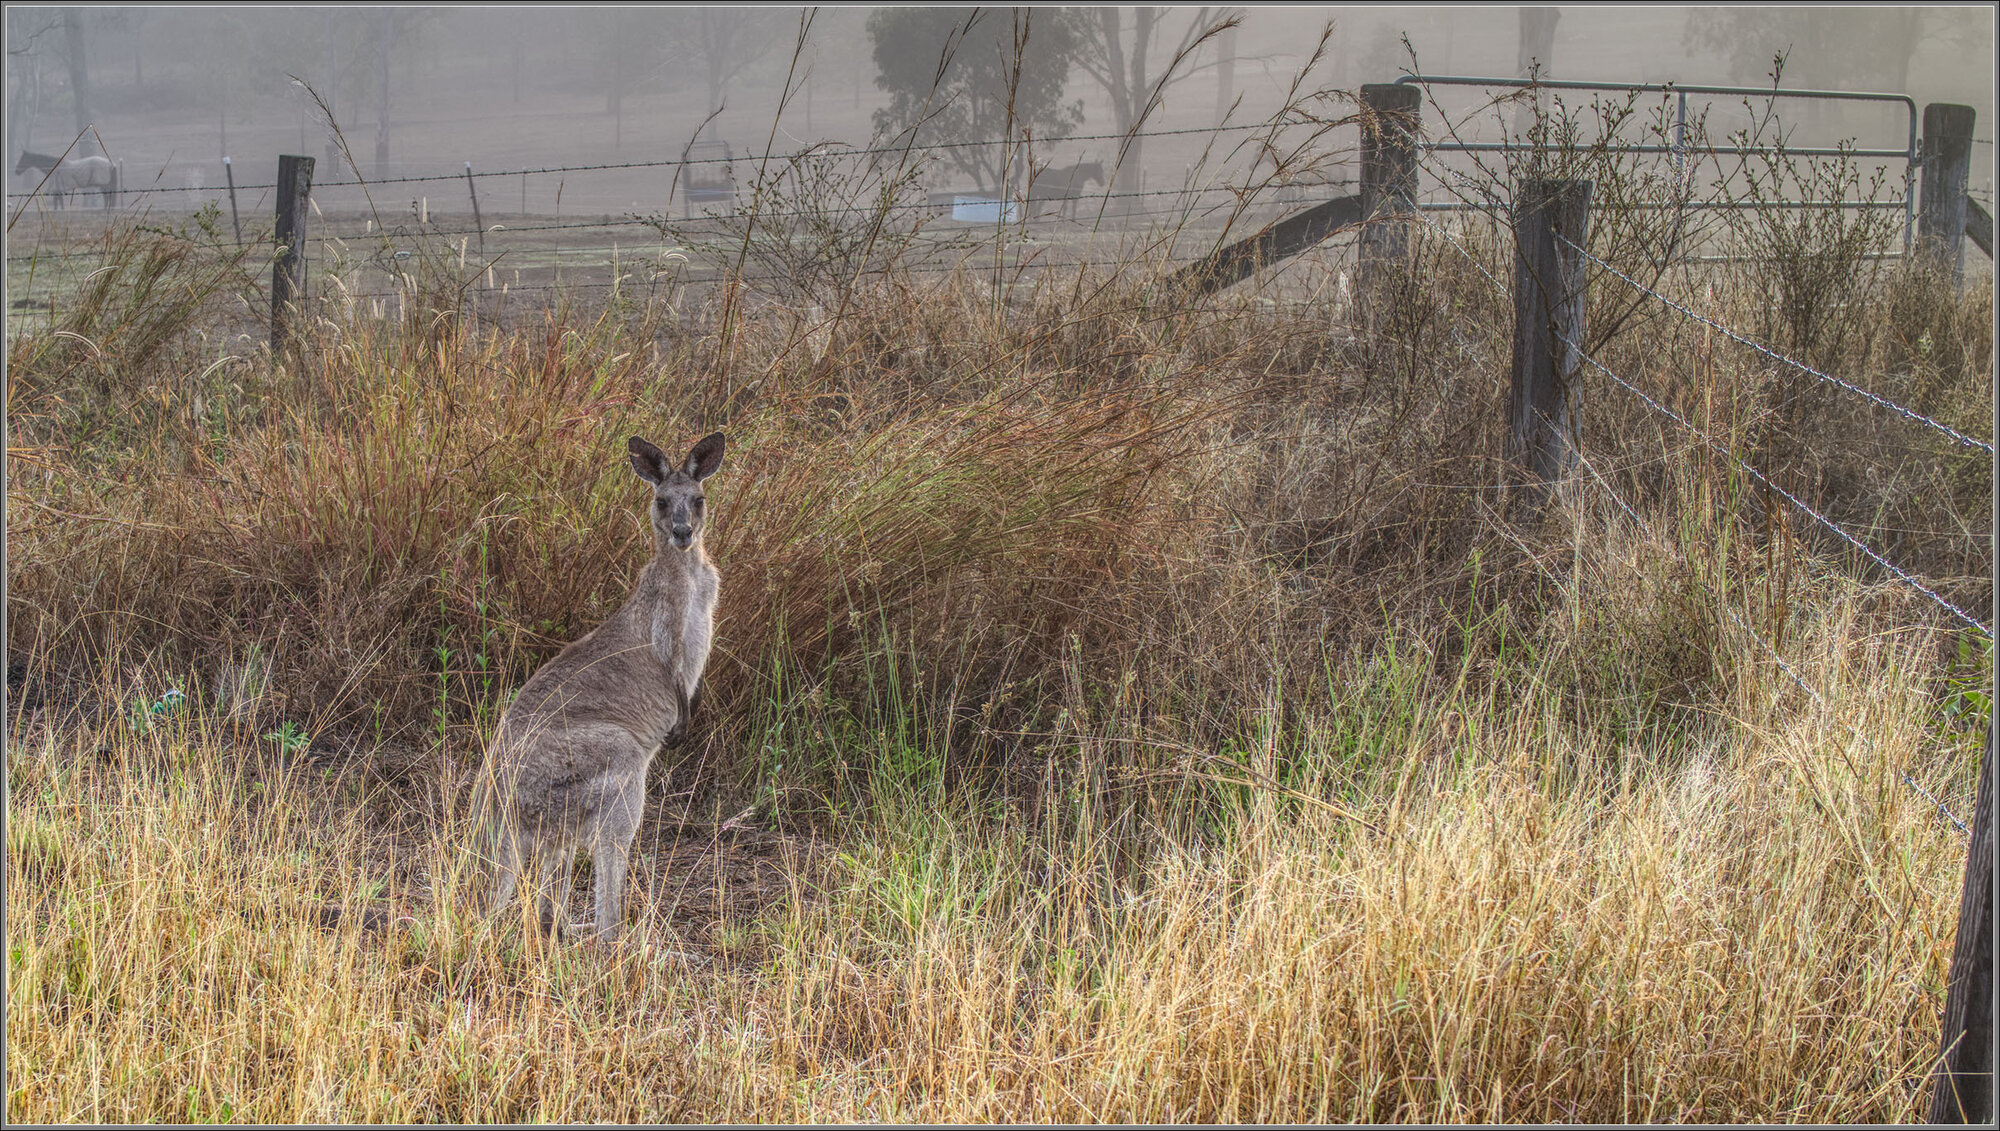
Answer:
[
  {"xmin": 4, "ymin": 141, "xmax": 1991, "ymax": 1121},
  {"xmin": 4, "ymin": 597, "xmax": 1975, "ymax": 1122}
]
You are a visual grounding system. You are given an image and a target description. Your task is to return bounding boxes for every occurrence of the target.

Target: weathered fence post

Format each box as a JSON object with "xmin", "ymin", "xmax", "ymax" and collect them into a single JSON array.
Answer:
[
  {"xmin": 223, "ymin": 156, "xmax": 242, "ymax": 246},
  {"xmin": 1929, "ymin": 725, "xmax": 1994, "ymax": 1124},
  {"xmin": 271, "ymin": 154, "xmax": 314, "ymax": 352},
  {"xmin": 1509, "ymin": 178, "xmax": 1591, "ymax": 490},
  {"xmin": 465, "ymin": 161, "xmax": 485, "ymax": 258},
  {"xmin": 1359, "ymin": 83, "xmax": 1421, "ymax": 304},
  {"xmin": 1919, "ymin": 103, "xmax": 1975, "ymax": 281}
]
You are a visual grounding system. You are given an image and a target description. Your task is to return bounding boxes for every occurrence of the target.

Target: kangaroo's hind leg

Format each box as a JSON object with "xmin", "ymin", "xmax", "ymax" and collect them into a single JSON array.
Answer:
[
  {"xmin": 532, "ymin": 842, "xmax": 577, "ymax": 938},
  {"xmin": 588, "ymin": 771, "xmax": 649, "ymax": 940},
  {"xmin": 483, "ymin": 821, "xmax": 524, "ymax": 917}
]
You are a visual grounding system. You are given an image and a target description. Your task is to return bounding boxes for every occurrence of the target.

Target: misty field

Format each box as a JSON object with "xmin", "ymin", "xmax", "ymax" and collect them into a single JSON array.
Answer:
[{"xmin": 5, "ymin": 111, "xmax": 1994, "ymax": 1125}]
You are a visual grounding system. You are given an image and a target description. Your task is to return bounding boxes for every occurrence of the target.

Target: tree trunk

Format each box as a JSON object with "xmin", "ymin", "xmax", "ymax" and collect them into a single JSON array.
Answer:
[
  {"xmin": 373, "ymin": 8, "xmax": 391, "ymax": 178},
  {"xmin": 703, "ymin": 10, "xmax": 727, "ymax": 115},
  {"xmin": 1888, "ymin": 8, "xmax": 1923, "ymax": 93},
  {"xmin": 323, "ymin": 9, "xmax": 342, "ymax": 170},
  {"xmin": 63, "ymin": 7, "xmax": 91, "ymax": 149},
  {"xmin": 6, "ymin": 13, "xmax": 43, "ymax": 160},
  {"xmin": 1213, "ymin": 22, "xmax": 1236, "ymax": 123},
  {"xmin": 1517, "ymin": 8, "xmax": 1559, "ymax": 75}
]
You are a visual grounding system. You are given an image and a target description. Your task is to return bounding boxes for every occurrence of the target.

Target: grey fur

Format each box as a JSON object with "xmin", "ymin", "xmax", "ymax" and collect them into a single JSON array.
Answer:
[{"xmin": 472, "ymin": 432, "xmax": 725, "ymax": 939}]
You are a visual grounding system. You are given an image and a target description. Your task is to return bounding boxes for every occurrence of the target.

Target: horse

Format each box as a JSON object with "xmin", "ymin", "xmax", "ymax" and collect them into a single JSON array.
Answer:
[
  {"xmin": 1026, "ymin": 160, "xmax": 1105, "ymax": 220},
  {"xmin": 14, "ymin": 150, "xmax": 118, "ymax": 209}
]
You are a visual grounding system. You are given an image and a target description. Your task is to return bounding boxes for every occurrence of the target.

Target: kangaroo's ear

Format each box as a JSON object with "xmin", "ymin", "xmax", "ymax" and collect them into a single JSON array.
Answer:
[
  {"xmin": 683, "ymin": 431, "xmax": 725, "ymax": 481},
  {"xmin": 628, "ymin": 436, "xmax": 670, "ymax": 485}
]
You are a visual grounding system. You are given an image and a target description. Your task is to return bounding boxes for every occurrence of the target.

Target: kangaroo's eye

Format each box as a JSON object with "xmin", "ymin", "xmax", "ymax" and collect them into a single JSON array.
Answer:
[
  {"xmin": 692, "ymin": 497, "xmax": 704, "ymax": 512},
  {"xmin": 655, "ymin": 499, "xmax": 668, "ymax": 512}
]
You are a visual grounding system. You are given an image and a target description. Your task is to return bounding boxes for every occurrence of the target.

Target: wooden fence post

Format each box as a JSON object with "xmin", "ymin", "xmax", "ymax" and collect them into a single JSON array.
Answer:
[
  {"xmin": 223, "ymin": 156, "xmax": 242, "ymax": 246},
  {"xmin": 465, "ymin": 161, "xmax": 485, "ymax": 258},
  {"xmin": 1509, "ymin": 178, "xmax": 1591, "ymax": 489},
  {"xmin": 1919, "ymin": 103, "xmax": 1975, "ymax": 281},
  {"xmin": 1929, "ymin": 725, "xmax": 1994, "ymax": 1124},
  {"xmin": 1359, "ymin": 83, "xmax": 1422, "ymax": 305},
  {"xmin": 271, "ymin": 154, "xmax": 314, "ymax": 352}
]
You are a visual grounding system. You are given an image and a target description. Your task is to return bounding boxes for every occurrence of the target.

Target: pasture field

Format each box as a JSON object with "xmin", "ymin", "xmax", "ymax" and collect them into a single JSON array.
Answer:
[{"xmin": 4, "ymin": 168, "xmax": 1992, "ymax": 1122}]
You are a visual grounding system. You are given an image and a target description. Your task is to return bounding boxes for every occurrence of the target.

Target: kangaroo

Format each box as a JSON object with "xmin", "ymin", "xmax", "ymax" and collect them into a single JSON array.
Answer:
[{"xmin": 472, "ymin": 432, "xmax": 725, "ymax": 940}]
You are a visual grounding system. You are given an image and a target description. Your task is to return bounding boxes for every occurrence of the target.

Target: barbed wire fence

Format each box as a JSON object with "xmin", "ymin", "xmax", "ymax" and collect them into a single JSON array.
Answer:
[
  {"xmin": 3, "ymin": 116, "xmax": 1376, "ymax": 325},
  {"xmin": 9, "ymin": 80, "xmax": 1989, "ymax": 718},
  {"xmin": 1403, "ymin": 120, "xmax": 1988, "ymax": 838}
]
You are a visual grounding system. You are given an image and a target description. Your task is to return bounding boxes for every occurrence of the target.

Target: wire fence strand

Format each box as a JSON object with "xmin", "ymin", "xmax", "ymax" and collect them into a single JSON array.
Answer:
[
  {"xmin": 1564, "ymin": 333, "xmax": 1989, "ymax": 636},
  {"xmin": 1564, "ymin": 234, "xmax": 1995, "ymax": 455},
  {"xmin": 6, "ymin": 119, "xmax": 1285, "ymax": 199},
  {"xmin": 1567, "ymin": 440, "xmax": 1971, "ymax": 836}
]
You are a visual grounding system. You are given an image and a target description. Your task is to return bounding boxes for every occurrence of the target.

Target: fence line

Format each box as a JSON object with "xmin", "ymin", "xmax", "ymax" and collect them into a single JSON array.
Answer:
[
  {"xmin": 1567, "ymin": 437, "xmax": 1971, "ymax": 836},
  {"xmin": 1562, "ymin": 332, "xmax": 1988, "ymax": 635},
  {"xmin": 16, "ymin": 119, "xmax": 1282, "ymax": 200},
  {"xmin": 1567, "ymin": 237, "xmax": 1994, "ymax": 455},
  {"xmin": 332, "ymin": 247, "xmax": 1217, "ymax": 302},
  {"xmin": 1424, "ymin": 212, "xmax": 1983, "ymax": 831},
  {"xmin": 1408, "ymin": 141, "xmax": 1991, "ymax": 459},
  {"xmin": 4, "ymin": 180, "xmax": 1300, "ymax": 265},
  {"xmin": 305, "ymin": 181, "xmax": 1266, "ymax": 238}
]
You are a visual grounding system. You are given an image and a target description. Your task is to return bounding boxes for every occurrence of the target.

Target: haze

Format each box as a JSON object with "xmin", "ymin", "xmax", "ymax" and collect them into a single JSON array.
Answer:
[{"xmin": 5, "ymin": 6, "xmax": 1993, "ymax": 212}]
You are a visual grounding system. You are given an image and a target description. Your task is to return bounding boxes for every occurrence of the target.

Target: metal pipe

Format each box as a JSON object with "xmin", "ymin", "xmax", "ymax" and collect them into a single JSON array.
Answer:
[
  {"xmin": 1426, "ymin": 141, "xmax": 1910, "ymax": 159},
  {"xmin": 1397, "ymin": 72, "xmax": 1920, "ymax": 253},
  {"xmin": 1415, "ymin": 199, "xmax": 1905, "ymax": 212}
]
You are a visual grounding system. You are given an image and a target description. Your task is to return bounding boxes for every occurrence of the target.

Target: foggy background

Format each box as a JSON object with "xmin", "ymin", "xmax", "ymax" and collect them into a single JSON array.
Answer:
[{"xmin": 5, "ymin": 6, "xmax": 1993, "ymax": 220}]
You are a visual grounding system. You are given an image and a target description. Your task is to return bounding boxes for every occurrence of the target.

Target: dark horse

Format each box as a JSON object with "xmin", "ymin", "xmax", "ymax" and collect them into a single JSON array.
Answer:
[
  {"xmin": 1026, "ymin": 160, "xmax": 1105, "ymax": 220},
  {"xmin": 14, "ymin": 149, "xmax": 118, "ymax": 209}
]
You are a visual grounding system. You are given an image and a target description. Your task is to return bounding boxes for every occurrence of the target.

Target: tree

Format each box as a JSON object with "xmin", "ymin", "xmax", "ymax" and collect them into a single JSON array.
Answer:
[
  {"xmin": 62, "ymin": 6, "xmax": 93, "ymax": 152},
  {"xmin": 1514, "ymin": 7, "xmax": 1559, "ymax": 161},
  {"xmin": 869, "ymin": 7, "xmax": 1085, "ymax": 193},
  {"xmin": 1070, "ymin": 6, "xmax": 1241, "ymax": 209},
  {"xmin": 581, "ymin": 8, "xmax": 669, "ymax": 148},
  {"xmin": 6, "ymin": 8, "xmax": 63, "ymax": 162},
  {"xmin": 686, "ymin": 8, "xmax": 788, "ymax": 118},
  {"xmin": 581, "ymin": 9, "xmax": 782, "ymax": 146},
  {"xmin": 1517, "ymin": 6, "xmax": 1558, "ymax": 76},
  {"xmin": 1683, "ymin": 7, "xmax": 1960, "ymax": 93}
]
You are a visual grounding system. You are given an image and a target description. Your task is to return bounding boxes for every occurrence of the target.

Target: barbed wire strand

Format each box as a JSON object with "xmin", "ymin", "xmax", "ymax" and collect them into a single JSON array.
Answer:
[
  {"xmin": 3, "ymin": 181, "xmax": 1323, "ymax": 263},
  {"xmin": 335, "ymin": 248, "xmax": 1216, "ymax": 301},
  {"xmin": 1567, "ymin": 335, "xmax": 1990, "ymax": 635},
  {"xmin": 1408, "ymin": 148, "xmax": 1989, "ymax": 630},
  {"xmin": 11, "ymin": 119, "xmax": 1285, "ymax": 199},
  {"xmin": 1564, "ymin": 234, "xmax": 1994, "ymax": 455},
  {"xmin": 1567, "ymin": 439, "xmax": 1971, "ymax": 836}
]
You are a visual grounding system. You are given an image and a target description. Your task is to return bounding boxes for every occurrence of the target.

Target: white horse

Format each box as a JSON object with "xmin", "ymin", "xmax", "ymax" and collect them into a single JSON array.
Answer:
[{"xmin": 14, "ymin": 150, "xmax": 118, "ymax": 209}]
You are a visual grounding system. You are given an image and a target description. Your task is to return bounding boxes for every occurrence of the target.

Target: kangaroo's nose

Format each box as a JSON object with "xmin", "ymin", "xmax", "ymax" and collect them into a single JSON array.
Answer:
[{"xmin": 671, "ymin": 524, "xmax": 694, "ymax": 545}]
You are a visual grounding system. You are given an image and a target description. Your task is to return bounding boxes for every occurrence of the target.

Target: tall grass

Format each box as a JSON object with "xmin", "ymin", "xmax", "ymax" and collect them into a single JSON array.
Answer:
[{"xmin": 4, "ymin": 594, "xmax": 1974, "ymax": 1121}]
